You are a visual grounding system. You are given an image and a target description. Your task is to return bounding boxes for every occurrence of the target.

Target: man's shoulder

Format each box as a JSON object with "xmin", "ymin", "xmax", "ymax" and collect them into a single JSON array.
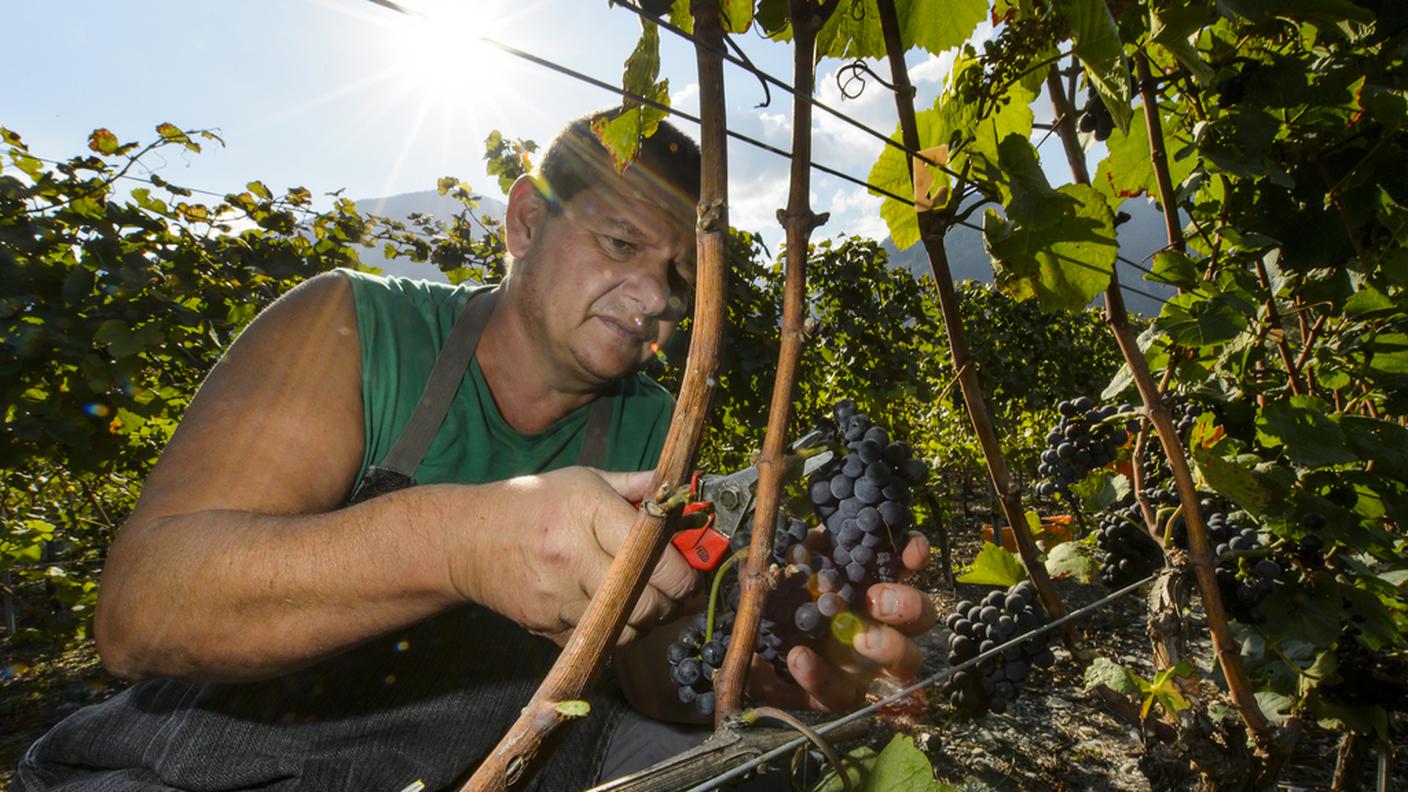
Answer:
[
  {"xmin": 337, "ymin": 267, "xmax": 488, "ymax": 306},
  {"xmin": 621, "ymin": 372, "xmax": 674, "ymax": 408}
]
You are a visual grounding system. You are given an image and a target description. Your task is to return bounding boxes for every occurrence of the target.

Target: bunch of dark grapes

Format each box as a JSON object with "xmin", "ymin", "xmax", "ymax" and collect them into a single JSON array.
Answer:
[
  {"xmin": 667, "ymin": 400, "xmax": 929, "ymax": 715},
  {"xmin": 1035, "ymin": 397, "xmax": 1136, "ymax": 497},
  {"xmin": 1077, "ymin": 87, "xmax": 1115, "ymax": 141},
  {"xmin": 808, "ymin": 399, "xmax": 929, "ymax": 588},
  {"xmin": 940, "ymin": 581, "xmax": 1056, "ymax": 717},
  {"xmin": 1138, "ymin": 449, "xmax": 1178, "ymax": 508},
  {"xmin": 1095, "ymin": 500, "xmax": 1165, "ymax": 588},
  {"xmin": 1171, "ymin": 399, "xmax": 1205, "ymax": 438},
  {"xmin": 1169, "ymin": 504, "xmax": 1279, "ymax": 624},
  {"xmin": 666, "ymin": 608, "xmax": 730, "ymax": 717}
]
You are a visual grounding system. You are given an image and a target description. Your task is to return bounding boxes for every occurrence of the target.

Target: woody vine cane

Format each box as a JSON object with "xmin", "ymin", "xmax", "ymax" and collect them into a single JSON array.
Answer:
[{"xmin": 461, "ymin": 3, "xmax": 731, "ymax": 789}]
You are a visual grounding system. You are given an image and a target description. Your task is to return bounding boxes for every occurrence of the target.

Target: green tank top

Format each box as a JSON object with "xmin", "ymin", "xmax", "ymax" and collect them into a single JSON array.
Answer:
[{"xmin": 339, "ymin": 268, "xmax": 674, "ymax": 487}]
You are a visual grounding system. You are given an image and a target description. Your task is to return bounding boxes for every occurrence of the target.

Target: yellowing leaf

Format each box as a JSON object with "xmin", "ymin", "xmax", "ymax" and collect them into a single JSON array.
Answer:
[{"xmin": 88, "ymin": 128, "xmax": 120, "ymax": 156}]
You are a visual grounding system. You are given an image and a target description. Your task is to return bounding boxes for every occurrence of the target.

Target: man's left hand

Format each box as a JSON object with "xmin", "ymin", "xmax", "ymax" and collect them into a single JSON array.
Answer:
[{"xmin": 748, "ymin": 531, "xmax": 937, "ymax": 712}]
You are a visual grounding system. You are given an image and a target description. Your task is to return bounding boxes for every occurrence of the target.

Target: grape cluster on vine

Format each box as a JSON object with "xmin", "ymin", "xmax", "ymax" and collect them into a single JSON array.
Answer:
[
  {"xmin": 941, "ymin": 580, "xmax": 1055, "ymax": 717},
  {"xmin": 1077, "ymin": 86, "xmax": 1115, "ymax": 141},
  {"xmin": 1167, "ymin": 502, "xmax": 1277, "ymax": 623},
  {"xmin": 1035, "ymin": 397, "xmax": 1135, "ymax": 498},
  {"xmin": 1094, "ymin": 500, "xmax": 1165, "ymax": 588},
  {"xmin": 664, "ymin": 400, "xmax": 929, "ymax": 715}
]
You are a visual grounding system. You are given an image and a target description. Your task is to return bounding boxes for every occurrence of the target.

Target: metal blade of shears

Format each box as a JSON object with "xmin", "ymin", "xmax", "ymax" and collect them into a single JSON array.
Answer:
[{"xmin": 697, "ymin": 448, "xmax": 834, "ymax": 539}]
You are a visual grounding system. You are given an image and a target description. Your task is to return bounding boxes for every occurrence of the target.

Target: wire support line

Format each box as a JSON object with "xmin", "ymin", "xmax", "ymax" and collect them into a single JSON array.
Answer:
[
  {"xmin": 608, "ymin": 0, "xmax": 961, "ymax": 181},
  {"xmin": 680, "ymin": 573, "xmax": 1159, "ymax": 792},
  {"xmin": 472, "ymin": 35, "xmax": 918, "ymax": 205},
  {"xmin": 473, "ymin": 38, "xmax": 1170, "ymax": 308},
  {"xmin": 356, "ymin": 0, "xmax": 1170, "ymax": 308}
]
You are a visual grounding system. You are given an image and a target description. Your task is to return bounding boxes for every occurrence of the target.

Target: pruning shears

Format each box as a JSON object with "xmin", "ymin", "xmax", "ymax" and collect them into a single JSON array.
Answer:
[{"xmin": 669, "ymin": 429, "xmax": 835, "ymax": 572}]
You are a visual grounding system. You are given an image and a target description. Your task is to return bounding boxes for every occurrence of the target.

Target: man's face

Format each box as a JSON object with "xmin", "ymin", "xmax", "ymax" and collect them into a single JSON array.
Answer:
[{"xmin": 511, "ymin": 178, "xmax": 696, "ymax": 387}]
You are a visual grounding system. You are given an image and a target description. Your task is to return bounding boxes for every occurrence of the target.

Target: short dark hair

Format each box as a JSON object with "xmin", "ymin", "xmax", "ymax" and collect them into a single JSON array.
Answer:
[{"xmin": 534, "ymin": 109, "xmax": 701, "ymax": 220}]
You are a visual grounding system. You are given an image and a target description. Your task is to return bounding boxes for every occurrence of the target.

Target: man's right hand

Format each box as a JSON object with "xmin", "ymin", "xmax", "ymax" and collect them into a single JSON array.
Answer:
[{"xmin": 446, "ymin": 467, "xmax": 699, "ymax": 646}]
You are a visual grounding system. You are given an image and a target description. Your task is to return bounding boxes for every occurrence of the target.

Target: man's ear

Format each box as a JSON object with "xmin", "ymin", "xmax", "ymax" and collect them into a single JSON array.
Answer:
[{"xmin": 505, "ymin": 175, "xmax": 549, "ymax": 260}]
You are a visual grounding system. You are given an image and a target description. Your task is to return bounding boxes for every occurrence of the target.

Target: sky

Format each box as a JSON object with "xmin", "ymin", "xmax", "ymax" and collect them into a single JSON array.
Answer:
[{"xmin": 7, "ymin": 0, "xmax": 1077, "ymax": 253}]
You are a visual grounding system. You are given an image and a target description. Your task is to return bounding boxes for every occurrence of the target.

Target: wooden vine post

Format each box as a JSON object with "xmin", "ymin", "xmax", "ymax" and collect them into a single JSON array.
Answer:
[
  {"xmin": 1043, "ymin": 64, "xmax": 1273, "ymax": 744},
  {"xmin": 875, "ymin": 0, "xmax": 1074, "ymax": 642},
  {"xmin": 714, "ymin": 0, "xmax": 837, "ymax": 720},
  {"xmin": 461, "ymin": 3, "xmax": 731, "ymax": 788}
]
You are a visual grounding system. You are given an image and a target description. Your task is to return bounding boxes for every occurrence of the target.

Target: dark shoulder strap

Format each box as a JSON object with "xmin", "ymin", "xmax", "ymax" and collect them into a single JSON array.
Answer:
[
  {"xmin": 378, "ymin": 287, "xmax": 498, "ymax": 477},
  {"xmin": 577, "ymin": 393, "xmax": 613, "ymax": 468},
  {"xmin": 349, "ymin": 286, "xmax": 616, "ymax": 505}
]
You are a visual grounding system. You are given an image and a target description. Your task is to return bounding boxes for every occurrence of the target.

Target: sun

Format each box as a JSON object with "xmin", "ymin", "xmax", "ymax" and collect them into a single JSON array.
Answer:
[{"xmin": 384, "ymin": 0, "xmax": 511, "ymax": 98}]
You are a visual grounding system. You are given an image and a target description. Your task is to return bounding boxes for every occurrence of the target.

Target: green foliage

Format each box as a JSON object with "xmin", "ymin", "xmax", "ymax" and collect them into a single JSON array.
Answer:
[
  {"xmin": 0, "ymin": 123, "xmax": 503, "ymax": 641},
  {"xmin": 955, "ymin": 542, "xmax": 1027, "ymax": 586},
  {"xmin": 814, "ymin": 734, "xmax": 956, "ymax": 792}
]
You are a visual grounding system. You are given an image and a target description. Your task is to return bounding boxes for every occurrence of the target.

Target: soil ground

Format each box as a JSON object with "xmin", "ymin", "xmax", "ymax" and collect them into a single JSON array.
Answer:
[{"xmin": 2, "ymin": 523, "xmax": 1404, "ymax": 790}]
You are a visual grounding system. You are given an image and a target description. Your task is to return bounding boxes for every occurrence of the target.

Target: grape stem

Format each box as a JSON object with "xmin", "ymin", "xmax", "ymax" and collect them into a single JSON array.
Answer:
[
  {"xmin": 738, "ymin": 706, "xmax": 851, "ymax": 792},
  {"xmin": 706, "ymin": 550, "xmax": 747, "ymax": 643}
]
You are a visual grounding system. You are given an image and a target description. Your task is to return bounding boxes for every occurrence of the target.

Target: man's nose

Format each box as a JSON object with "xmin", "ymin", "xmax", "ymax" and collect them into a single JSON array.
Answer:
[{"xmin": 622, "ymin": 259, "xmax": 672, "ymax": 317}]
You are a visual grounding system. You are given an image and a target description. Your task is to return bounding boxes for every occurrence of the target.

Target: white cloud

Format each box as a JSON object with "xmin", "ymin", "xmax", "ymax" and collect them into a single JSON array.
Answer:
[
  {"xmin": 758, "ymin": 111, "xmax": 791, "ymax": 140},
  {"xmin": 822, "ymin": 184, "xmax": 888, "ymax": 242},
  {"xmin": 670, "ymin": 83, "xmax": 700, "ymax": 116},
  {"xmin": 727, "ymin": 172, "xmax": 797, "ymax": 240}
]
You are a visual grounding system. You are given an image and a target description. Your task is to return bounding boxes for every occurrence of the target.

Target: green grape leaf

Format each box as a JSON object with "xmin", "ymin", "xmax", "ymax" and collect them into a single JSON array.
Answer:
[
  {"xmin": 1219, "ymin": 0, "xmax": 1373, "ymax": 25},
  {"xmin": 984, "ymin": 183, "xmax": 1117, "ymax": 312},
  {"xmin": 1149, "ymin": 249, "xmax": 1200, "ymax": 290},
  {"xmin": 812, "ymin": 0, "xmax": 986, "ymax": 60},
  {"xmin": 1153, "ymin": 291, "xmax": 1251, "ymax": 348},
  {"xmin": 898, "ymin": 0, "xmax": 988, "ymax": 56},
  {"xmin": 1083, "ymin": 655, "xmax": 1141, "ymax": 696},
  {"xmin": 1045, "ymin": 541, "xmax": 1099, "ymax": 583},
  {"xmin": 956, "ymin": 542, "xmax": 1027, "ymax": 586},
  {"xmin": 814, "ymin": 734, "xmax": 952, "ymax": 792},
  {"xmin": 593, "ymin": 20, "xmax": 670, "ymax": 172},
  {"xmin": 1255, "ymin": 690, "xmax": 1296, "ymax": 725},
  {"xmin": 869, "ymin": 55, "xmax": 1034, "ymax": 249},
  {"xmin": 1369, "ymin": 333, "xmax": 1408, "ymax": 375},
  {"xmin": 1103, "ymin": 324, "xmax": 1168, "ymax": 400},
  {"xmin": 996, "ymin": 134, "xmax": 1076, "ymax": 229},
  {"xmin": 1071, "ymin": 468, "xmax": 1129, "ymax": 512},
  {"xmin": 1255, "ymin": 397, "xmax": 1358, "ymax": 469},
  {"xmin": 1149, "ymin": 2, "xmax": 1215, "ymax": 86},
  {"xmin": 1340, "ymin": 416, "xmax": 1408, "ymax": 483},
  {"xmin": 1344, "ymin": 286, "xmax": 1395, "ymax": 318},
  {"xmin": 1140, "ymin": 660, "xmax": 1196, "ymax": 719},
  {"xmin": 815, "ymin": 0, "xmax": 884, "ymax": 60},
  {"xmin": 721, "ymin": 0, "xmax": 753, "ymax": 32},
  {"xmin": 1093, "ymin": 106, "xmax": 1195, "ymax": 207},
  {"xmin": 1054, "ymin": 0, "xmax": 1132, "ymax": 134},
  {"xmin": 1189, "ymin": 418, "xmax": 1274, "ymax": 515}
]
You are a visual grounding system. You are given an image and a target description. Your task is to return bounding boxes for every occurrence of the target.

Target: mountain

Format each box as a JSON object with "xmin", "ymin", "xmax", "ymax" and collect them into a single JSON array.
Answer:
[
  {"xmin": 352, "ymin": 190, "xmax": 507, "ymax": 283},
  {"xmin": 350, "ymin": 189, "xmax": 1177, "ymax": 315},
  {"xmin": 881, "ymin": 197, "xmax": 1177, "ymax": 316}
]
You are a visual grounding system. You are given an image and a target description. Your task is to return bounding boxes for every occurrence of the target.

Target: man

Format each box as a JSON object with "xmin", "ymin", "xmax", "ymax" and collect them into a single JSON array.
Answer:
[{"xmin": 14, "ymin": 111, "xmax": 935, "ymax": 791}]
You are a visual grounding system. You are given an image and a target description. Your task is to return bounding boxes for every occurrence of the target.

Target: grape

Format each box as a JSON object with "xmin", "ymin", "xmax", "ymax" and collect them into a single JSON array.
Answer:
[
  {"xmin": 940, "ymin": 580, "xmax": 1054, "ymax": 719},
  {"xmin": 666, "ymin": 398, "xmax": 930, "ymax": 706},
  {"xmin": 1037, "ymin": 398, "xmax": 1135, "ymax": 497},
  {"xmin": 1095, "ymin": 502, "xmax": 1164, "ymax": 589}
]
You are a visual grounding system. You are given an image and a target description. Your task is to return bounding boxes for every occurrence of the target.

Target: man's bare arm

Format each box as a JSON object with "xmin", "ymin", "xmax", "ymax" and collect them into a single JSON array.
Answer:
[{"xmin": 95, "ymin": 272, "xmax": 694, "ymax": 683}]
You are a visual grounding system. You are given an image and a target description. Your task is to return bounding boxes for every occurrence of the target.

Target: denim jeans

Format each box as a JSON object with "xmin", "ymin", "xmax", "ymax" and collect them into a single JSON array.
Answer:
[{"xmin": 14, "ymin": 605, "xmax": 619, "ymax": 791}]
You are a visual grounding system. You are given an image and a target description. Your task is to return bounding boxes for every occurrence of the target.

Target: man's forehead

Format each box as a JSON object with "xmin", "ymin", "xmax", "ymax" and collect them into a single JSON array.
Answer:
[{"xmin": 572, "ymin": 179, "xmax": 696, "ymax": 238}]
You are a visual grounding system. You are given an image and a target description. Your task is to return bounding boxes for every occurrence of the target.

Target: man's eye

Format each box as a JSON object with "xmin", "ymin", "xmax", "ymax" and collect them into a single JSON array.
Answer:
[{"xmin": 602, "ymin": 236, "xmax": 636, "ymax": 255}]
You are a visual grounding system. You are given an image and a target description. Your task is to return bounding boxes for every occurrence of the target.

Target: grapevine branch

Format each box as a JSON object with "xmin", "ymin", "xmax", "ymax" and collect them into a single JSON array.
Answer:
[
  {"xmin": 1045, "ymin": 65, "xmax": 1273, "ymax": 743},
  {"xmin": 460, "ymin": 5, "xmax": 731, "ymax": 788},
  {"xmin": 715, "ymin": 0, "xmax": 837, "ymax": 720},
  {"xmin": 876, "ymin": 0, "xmax": 1075, "ymax": 645}
]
